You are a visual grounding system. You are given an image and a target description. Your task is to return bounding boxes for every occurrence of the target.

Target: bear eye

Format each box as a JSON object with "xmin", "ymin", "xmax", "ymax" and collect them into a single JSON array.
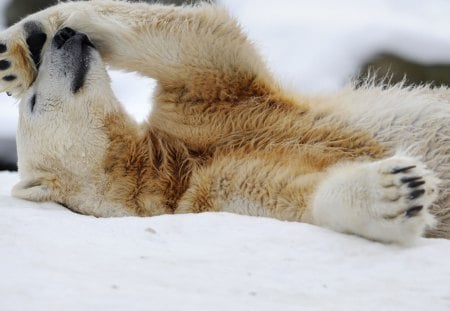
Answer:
[{"xmin": 30, "ymin": 94, "xmax": 36, "ymax": 112}]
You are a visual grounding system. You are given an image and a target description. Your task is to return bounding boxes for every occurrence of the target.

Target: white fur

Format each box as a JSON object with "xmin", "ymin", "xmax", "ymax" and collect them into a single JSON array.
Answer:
[
  {"xmin": 223, "ymin": 196, "xmax": 268, "ymax": 217},
  {"xmin": 12, "ymin": 27, "xmax": 136, "ymax": 217}
]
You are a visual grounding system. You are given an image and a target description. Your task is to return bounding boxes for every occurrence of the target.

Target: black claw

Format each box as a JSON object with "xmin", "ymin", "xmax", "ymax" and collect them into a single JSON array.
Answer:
[
  {"xmin": 408, "ymin": 180, "xmax": 426, "ymax": 188},
  {"xmin": 401, "ymin": 176, "xmax": 422, "ymax": 184},
  {"xmin": 2, "ymin": 75, "xmax": 16, "ymax": 81},
  {"xmin": 0, "ymin": 59, "xmax": 10, "ymax": 70},
  {"xmin": 409, "ymin": 189, "xmax": 425, "ymax": 200},
  {"xmin": 406, "ymin": 205, "xmax": 423, "ymax": 218},
  {"xmin": 0, "ymin": 43, "xmax": 6, "ymax": 53},
  {"xmin": 392, "ymin": 165, "xmax": 416, "ymax": 174}
]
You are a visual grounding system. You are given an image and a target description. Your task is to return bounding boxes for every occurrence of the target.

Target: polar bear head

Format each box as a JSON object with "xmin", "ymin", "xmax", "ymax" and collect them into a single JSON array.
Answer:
[{"xmin": 12, "ymin": 27, "xmax": 127, "ymax": 211}]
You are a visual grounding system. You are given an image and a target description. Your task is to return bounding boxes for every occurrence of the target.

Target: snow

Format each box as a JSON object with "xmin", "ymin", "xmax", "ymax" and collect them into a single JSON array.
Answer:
[
  {"xmin": 1, "ymin": 0, "xmax": 450, "ymax": 310},
  {"xmin": 1, "ymin": 171, "xmax": 450, "ymax": 311}
]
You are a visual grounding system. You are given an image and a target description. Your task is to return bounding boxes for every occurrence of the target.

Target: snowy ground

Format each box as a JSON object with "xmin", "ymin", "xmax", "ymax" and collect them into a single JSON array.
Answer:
[
  {"xmin": 1, "ymin": 172, "xmax": 450, "ymax": 311},
  {"xmin": 1, "ymin": 0, "xmax": 450, "ymax": 310}
]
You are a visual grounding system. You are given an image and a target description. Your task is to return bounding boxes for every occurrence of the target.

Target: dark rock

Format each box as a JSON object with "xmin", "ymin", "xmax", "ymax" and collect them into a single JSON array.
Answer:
[
  {"xmin": 358, "ymin": 53, "xmax": 450, "ymax": 87},
  {"xmin": 5, "ymin": 0, "xmax": 57, "ymax": 27},
  {"xmin": 0, "ymin": 137, "xmax": 17, "ymax": 171}
]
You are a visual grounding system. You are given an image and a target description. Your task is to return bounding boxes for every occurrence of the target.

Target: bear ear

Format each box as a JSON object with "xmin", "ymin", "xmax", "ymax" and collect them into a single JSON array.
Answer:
[{"xmin": 12, "ymin": 177, "xmax": 56, "ymax": 202}]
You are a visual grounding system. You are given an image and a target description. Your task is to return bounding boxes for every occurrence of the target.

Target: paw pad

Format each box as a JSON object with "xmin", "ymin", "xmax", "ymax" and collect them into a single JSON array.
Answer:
[
  {"xmin": 0, "ymin": 21, "xmax": 47, "ymax": 96},
  {"xmin": 0, "ymin": 59, "xmax": 10, "ymax": 70}
]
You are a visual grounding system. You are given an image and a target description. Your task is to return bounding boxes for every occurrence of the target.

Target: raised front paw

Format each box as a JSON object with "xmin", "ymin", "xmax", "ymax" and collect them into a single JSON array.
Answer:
[
  {"xmin": 0, "ymin": 21, "xmax": 47, "ymax": 96},
  {"xmin": 368, "ymin": 156, "xmax": 439, "ymax": 243}
]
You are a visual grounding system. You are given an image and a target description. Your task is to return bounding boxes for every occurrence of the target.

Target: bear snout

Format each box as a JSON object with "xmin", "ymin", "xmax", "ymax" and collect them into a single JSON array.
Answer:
[{"xmin": 54, "ymin": 27, "xmax": 95, "ymax": 50}]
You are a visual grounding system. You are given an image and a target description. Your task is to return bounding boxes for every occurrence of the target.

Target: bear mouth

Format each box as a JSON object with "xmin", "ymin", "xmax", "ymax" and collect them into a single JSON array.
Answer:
[{"xmin": 51, "ymin": 27, "xmax": 96, "ymax": 93}]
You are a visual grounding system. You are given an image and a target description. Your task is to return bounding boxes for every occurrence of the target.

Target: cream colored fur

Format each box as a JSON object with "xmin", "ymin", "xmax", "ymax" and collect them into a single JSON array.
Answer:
[{"xmin": 0, "ymin": 1, "xmax": 447, "ymax": 244}]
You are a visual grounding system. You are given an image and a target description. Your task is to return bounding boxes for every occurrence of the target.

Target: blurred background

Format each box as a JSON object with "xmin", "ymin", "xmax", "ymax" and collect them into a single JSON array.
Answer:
[{"xmin": 1, "ymin": 0, "xmax": 450, "ymax": 171}]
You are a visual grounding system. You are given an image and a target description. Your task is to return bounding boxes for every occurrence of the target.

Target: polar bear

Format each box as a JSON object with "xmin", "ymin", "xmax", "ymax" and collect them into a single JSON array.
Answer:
[{"xmin": 0, "ymin": 1, "xmax": 448, "ymax": 243}]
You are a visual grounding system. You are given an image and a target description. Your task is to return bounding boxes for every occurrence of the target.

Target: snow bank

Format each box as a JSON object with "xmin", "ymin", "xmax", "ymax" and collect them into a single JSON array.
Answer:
[{"xmin": 1, "ymin": 172, "xmax": 449, "ymax": 311}]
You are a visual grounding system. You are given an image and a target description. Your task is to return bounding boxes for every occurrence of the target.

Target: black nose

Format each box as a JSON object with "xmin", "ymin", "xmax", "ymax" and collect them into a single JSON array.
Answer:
[
  {"xmin": 54, "ymin": 27, "xmax": 95, "ymax": 50},
  {"xmin": 54, "ymin": 27, "xmax": 76, "ymax": 49}
]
